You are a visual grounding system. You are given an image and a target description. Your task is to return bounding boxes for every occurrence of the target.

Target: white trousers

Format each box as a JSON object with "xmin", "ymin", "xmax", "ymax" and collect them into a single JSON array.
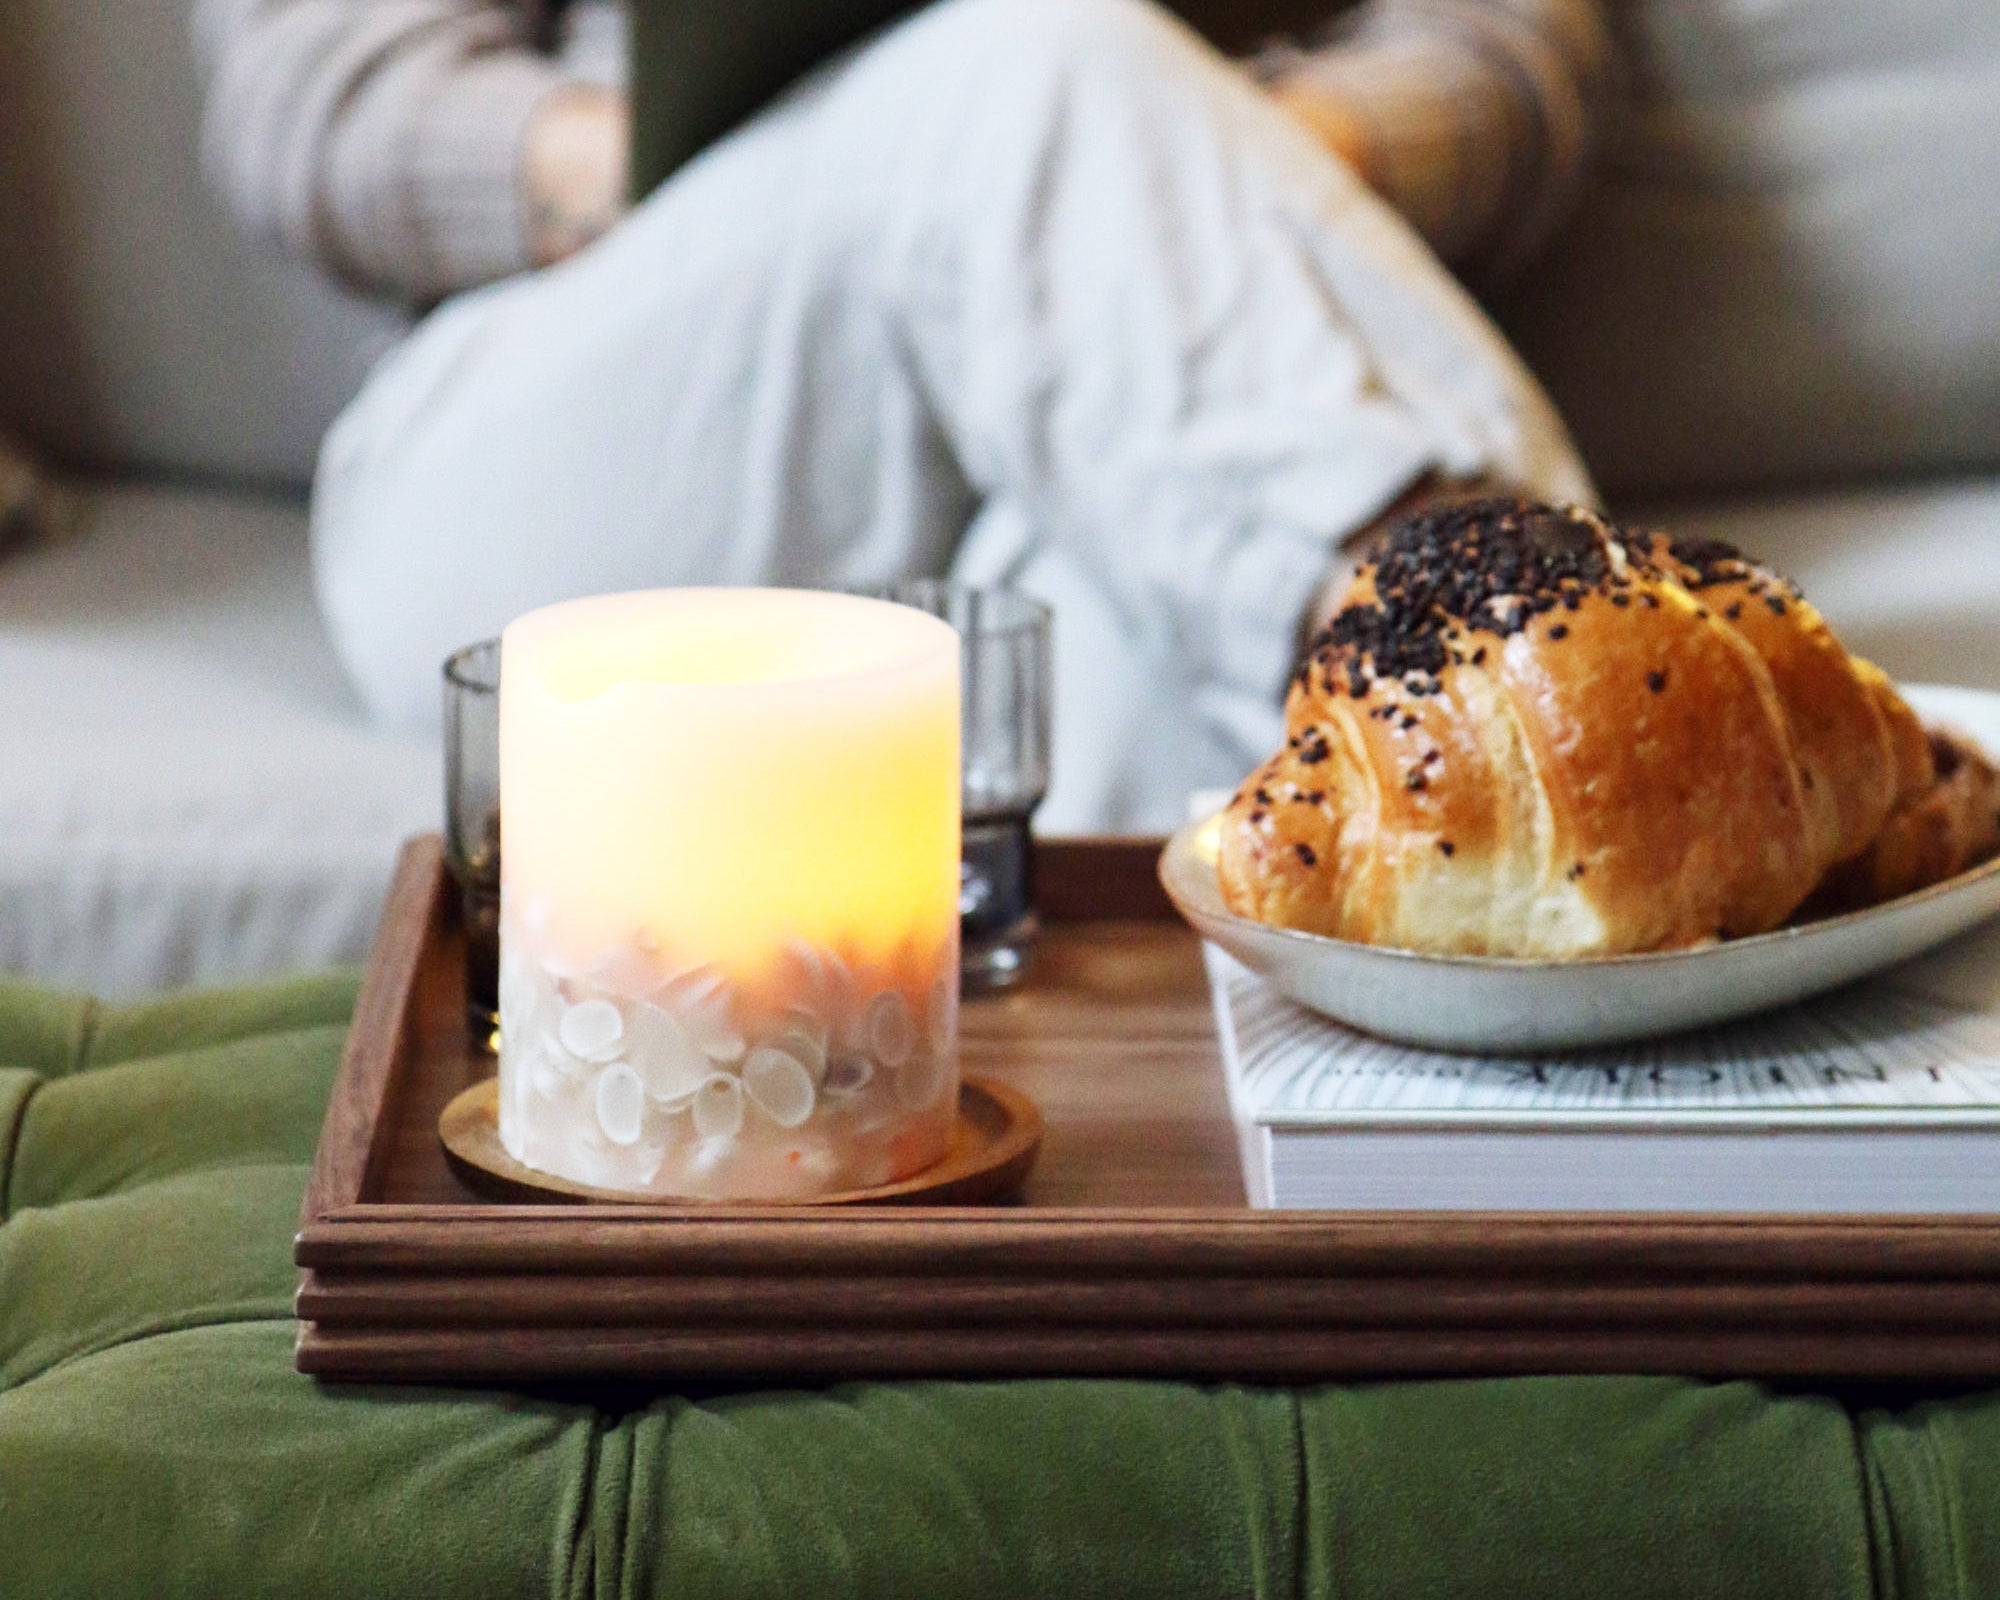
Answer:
[{"xmin": 314, "ymin": 0, "xmax": 1589, "ymax": 832}]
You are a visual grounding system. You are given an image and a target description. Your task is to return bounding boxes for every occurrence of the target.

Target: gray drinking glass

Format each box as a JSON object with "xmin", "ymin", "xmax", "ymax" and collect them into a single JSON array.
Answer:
[
  {"xmin": 874, "ymin": 581, "xmax": 1053, "ymax": 992},
  {"xmin": 443, "ymin": 639, "xmax": 502, "ymax": 1051}
]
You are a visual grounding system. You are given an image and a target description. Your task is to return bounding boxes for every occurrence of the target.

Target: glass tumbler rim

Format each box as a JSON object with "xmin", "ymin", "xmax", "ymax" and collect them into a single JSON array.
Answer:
[
  {"xmin": 864, "ymin": 579, "xmax": 1052, "ymax": 640},
  {"xmin": 444, "ymin": 637, "xmax": 501, "ymax": 693}
]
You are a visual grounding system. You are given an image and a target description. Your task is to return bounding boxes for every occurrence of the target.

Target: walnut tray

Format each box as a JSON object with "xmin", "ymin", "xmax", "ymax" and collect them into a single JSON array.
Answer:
[{"xmin": 296, "ymin": 836, "xmax": 2000, "ymax": 1384}]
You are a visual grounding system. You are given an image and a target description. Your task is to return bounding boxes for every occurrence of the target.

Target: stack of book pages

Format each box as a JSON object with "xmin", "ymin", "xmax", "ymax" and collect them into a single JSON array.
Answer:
[{"xmin": 1204, "ymin": 925, "xmax": 2000, "ymax": 1213}]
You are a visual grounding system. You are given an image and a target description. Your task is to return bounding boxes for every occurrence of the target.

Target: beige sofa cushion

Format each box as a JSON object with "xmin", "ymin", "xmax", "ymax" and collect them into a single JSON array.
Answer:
[
  {"xmin": 0, "ymin": 484, "xmax": 436, "ymax": 994},
  {"xmin": 1497, "ymin": 0, "xmax": 2000, "ymax": 498}
]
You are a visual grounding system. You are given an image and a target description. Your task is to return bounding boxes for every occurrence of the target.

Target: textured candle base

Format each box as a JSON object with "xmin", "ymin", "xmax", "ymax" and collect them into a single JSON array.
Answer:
[{"xmin": 496, "ymin": 903, "xmax": 958, "ymax": 1201}]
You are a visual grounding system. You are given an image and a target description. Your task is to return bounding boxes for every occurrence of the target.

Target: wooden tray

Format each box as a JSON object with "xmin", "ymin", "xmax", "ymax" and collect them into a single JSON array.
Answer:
[{"xmin": 296, "ymin": 836, "xmax": 2000, "ymax": 1384}]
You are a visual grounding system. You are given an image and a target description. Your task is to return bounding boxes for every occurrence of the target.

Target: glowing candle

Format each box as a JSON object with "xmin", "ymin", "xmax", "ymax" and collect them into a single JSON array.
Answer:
[{"xmin": 497, "ymin": 589, "xmax": 961, "ymax": 1200}]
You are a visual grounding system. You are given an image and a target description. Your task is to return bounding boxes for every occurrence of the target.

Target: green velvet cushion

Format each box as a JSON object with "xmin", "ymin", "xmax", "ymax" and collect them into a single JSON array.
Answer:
[{"xmin": 3, "ymin": 969, "xmax": 1999, "ymax": 1596}]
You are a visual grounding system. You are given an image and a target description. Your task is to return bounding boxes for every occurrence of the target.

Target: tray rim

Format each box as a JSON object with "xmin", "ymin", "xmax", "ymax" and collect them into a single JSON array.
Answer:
[{"xmin": 296, "ymin": 835, "xmax": 2000, "ymax": 1383}]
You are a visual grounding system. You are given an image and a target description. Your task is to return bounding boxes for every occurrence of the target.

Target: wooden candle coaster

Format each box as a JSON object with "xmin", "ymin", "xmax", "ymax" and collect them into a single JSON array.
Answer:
[{"xmin": 440, "ymin": 1075, "xmax": 1042, "ymax": 1207}]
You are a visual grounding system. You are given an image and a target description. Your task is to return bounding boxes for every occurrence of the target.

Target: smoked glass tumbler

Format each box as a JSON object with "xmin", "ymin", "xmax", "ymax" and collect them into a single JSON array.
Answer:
[
  {"xmin": 443, "ymin": 638, "xmax": 502, "ymax": 1051},
  {"xmin": 874, "ymin": 582, "xmax": 1053, "ymax": 992}
]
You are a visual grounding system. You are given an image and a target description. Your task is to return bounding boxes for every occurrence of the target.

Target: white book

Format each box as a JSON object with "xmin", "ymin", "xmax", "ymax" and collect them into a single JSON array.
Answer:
[{"xmin": 1203, "ymin": 940, "xmax": 2000, "ymax": 1214}]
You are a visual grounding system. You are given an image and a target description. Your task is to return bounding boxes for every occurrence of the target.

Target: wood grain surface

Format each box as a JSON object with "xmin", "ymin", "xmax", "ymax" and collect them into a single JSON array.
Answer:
[
  {"xmin": 346, "ymin": 847, "xmax": 1241, "ymax": 1214},
  {"xmin": 294, "ymin": 1326, "xmax": 2000, "ymax": 1384},
  {"xmin": 296, "ymin": 835, "xmax": 2000, "ymax": 1384},
  {"xmin": 297, "ymin": 837, "xmax": 442, "ymax": 1229}
]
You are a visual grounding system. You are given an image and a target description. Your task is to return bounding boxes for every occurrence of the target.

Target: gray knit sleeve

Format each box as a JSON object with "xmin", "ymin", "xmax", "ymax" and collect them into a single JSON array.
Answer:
[
  {"xmin": 1259, "ymin": 0, "xmax": 1618, "ymax": 282},
  {"xmin": 192, "ymin": 0, "xmax": 576, "ymax": 300}
]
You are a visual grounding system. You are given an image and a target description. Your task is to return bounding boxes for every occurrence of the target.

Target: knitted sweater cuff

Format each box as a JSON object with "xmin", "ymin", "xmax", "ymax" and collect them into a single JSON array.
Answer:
[{"xmin": 405, "ymin": 51, "xmax": 571, "ymax": 297}]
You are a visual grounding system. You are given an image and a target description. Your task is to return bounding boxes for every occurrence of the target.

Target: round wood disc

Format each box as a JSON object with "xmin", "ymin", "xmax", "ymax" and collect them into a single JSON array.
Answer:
[{"xmin": 439, "ymin": 1075, "xmax": 1042, "ymax": 1207}]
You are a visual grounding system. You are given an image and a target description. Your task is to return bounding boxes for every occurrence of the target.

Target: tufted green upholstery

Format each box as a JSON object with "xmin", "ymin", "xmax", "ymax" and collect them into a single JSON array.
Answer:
[{"xmin": 4, "ymin": 971, "xmax": 2000, "ymax": 1597}]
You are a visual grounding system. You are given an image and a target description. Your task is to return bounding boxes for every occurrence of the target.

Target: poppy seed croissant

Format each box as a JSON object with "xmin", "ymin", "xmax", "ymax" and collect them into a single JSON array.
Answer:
[{"xmin": 1217, "ymin": 499, "xmax": 1994, "ymax": 957}]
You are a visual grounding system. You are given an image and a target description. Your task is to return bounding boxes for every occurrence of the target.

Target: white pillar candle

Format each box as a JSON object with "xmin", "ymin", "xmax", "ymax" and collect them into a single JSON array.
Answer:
[{"xmin": 496, "ymin": 589, "xmax": 961, "ymax": 1200}]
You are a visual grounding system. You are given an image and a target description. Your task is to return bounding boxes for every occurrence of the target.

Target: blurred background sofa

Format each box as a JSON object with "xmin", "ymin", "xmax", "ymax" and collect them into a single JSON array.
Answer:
[{"xmin": 0, "ymin": 0, "xmax": 1995, "ymax": 994}]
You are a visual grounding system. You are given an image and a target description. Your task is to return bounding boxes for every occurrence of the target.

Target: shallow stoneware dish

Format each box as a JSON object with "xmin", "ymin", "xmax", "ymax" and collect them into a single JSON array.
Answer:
[{"xmin": 1160, "ymin": 685, "xmax": 2000, "ymax": 1053}]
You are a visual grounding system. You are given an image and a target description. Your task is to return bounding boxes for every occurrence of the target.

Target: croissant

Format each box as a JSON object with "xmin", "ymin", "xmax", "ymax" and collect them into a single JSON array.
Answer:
[
  {"xmin": 1804, "ymin": 729, "xmax": 2000, "ymax": 916},
  {"xmin": 1217, "ymin": 499, "xmax": 1998, "ymax": 958}
]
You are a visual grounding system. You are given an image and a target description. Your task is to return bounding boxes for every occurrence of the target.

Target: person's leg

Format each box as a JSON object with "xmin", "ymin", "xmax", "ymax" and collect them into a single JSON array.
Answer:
[
  {"xmin": 312, "ymin": 82, "xmax": 978, "ymax": 730},
  {"xmin": 315, "ymin": 0, "xmax": 1589, "ymax": 828},
  {"xmin": 849, "ymin": 0, "xmax": 1591, "ymax": 825}
]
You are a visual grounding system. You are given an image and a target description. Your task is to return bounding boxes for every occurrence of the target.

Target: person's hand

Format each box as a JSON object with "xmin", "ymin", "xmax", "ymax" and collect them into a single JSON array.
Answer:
[
  {"xmin": 1267, "ymin": 77, "xmax": 1378, "ymax": 190},
  {"xmin": 524, "ymin": 84, "xmax": 630, "ymax": 268}
]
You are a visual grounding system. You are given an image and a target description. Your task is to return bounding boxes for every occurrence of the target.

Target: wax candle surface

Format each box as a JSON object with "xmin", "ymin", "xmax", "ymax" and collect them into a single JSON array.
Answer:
[{"xmin": 497, "ymin": 589, "xmax": 961, "ymax": 1199}]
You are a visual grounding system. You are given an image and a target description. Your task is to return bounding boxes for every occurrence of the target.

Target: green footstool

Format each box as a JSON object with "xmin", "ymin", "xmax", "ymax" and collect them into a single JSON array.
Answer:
[{"xmin": 2, "ymin": 973, "xmax": 1997, "ymax": 1598}]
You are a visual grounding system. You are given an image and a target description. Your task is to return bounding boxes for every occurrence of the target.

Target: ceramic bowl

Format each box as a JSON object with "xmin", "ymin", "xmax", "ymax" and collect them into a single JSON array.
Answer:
[{"xmin": 1159, "ymin": 685, "xmax": 2000, "ymax": 1052}]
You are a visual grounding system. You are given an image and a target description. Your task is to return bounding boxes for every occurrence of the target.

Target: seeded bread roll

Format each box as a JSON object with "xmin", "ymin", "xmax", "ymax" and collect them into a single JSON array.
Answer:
[
  {"xmin": 1806, "ymin": 730, "xmax": 2000, "ymax": 916},
  {"xmin": 1217, "ymin": 499, "xmax": 1967, "ymax": 957}
]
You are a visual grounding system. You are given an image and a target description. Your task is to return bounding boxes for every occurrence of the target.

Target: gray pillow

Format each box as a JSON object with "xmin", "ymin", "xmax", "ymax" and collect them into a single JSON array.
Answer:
[{"xmin": 1493, "ymin": 0, "xmax": 2000, "ymax": 499}]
